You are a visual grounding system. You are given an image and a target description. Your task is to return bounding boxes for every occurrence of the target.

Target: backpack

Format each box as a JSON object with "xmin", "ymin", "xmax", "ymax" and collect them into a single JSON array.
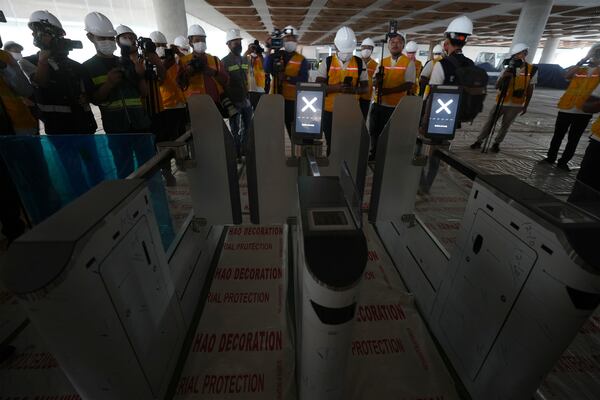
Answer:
[
  {"xmin": 325, "ymin": 55, "xmax": 364, "ymax": 85},
  {"xmin": 442, "ymin": 54, "xmax": 488, "ymax": 123}
]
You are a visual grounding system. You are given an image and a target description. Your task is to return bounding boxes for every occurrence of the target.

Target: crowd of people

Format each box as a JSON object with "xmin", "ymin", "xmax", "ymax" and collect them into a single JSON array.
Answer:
[{"xmin": 1, "ymin": 10, "xmax": 599, "ymax": 246}]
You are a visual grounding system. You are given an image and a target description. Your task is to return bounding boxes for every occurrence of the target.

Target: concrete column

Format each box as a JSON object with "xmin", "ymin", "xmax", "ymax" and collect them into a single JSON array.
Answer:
[
  {"xmin": 152, "ymin": 0, "xmax": 188, "ymax": 43},
  {"xmin": 540, "ymin": 36, "xmax": 561, "ymax": 64},
  {"xmin": 511, "ymin": 0, "xmax": 554, "ymax": 63}
]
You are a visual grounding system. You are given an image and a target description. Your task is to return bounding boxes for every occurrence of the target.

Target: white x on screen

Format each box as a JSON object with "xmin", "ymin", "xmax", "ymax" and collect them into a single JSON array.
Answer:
[
  {"xmin": 295, "ymin": 89, "xmax": 324, "ymax": 136},
  {"xmin": 427, "ymin": 92, "xmax": 460, "ymax": 137}
]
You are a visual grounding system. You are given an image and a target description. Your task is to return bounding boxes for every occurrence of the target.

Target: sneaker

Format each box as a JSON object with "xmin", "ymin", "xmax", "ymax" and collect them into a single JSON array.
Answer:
[
  {"xmin": 470, "ymin": 141, "xmax": 482, "ymax": 149},
  {"xmin": 491, "ymin": 143, "xmax": 500, "ymax": 153},
  {"xmin": 556, "ymin": 162, "xmax": 571, "ymax": 172}
]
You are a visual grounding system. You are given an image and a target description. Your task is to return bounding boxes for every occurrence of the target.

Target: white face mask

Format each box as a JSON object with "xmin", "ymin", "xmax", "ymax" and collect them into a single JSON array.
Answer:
[
  {"xmin": 156, "ymin": 47, "xmax": 165, "ymax": 57},
  {"xmin": 338, "ymin": 52, "xmax": 352, "ymax": 62},
  {"xmin": 360, "ymin": 49, "xmax": 372, "ymax": 59},
  {"xmin": 95, "ymin": 40, "xmax": 116, "ymax": 56},
  {"xmin": 193, "ymin": 42, "xmax": 206, "ymax": 54},
  {"xmin": 119, "ymin": 38, "xmax": 134, "ymax": 47},
  {"xmin": 284, "ymin": 41, "xmax": 297, "ymax": 53},
  {"xmin": 9, "ymin": 51, "xmax": 22, "ymax": 61}
]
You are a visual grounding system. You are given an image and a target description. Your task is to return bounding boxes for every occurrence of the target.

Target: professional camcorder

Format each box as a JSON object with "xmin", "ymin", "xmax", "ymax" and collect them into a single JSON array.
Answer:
[
  {"xmin": 269, "ymin": 28, "xmax": 284, "ymax": 49},
  {"xmin": 503, "ymin": 57, "xmax": 524, "ymax": 70},
  {"xmin": 137, "ymin": 37, "xmax": 156, "ymax": 53},
  {"xmin": 31, "ymin": 19, "xmax": 83, "ymax": 53}
]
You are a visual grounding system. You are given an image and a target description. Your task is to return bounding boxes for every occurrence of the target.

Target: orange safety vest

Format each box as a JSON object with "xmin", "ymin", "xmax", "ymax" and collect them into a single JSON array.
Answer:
[
  {"xmin": 250, "ymin": 56, "xmax": 266, "ymax": 90},
  {"xmin": 0, "ymin": 50, "xmax": 37, "ymax": 134},
  {"xmin": 413, "ymin": 59, "xmax": 423, "ymax": 95},
  {"xmin": 591, "ymin": 117, "xmax": 600, "ymax": 142},
  {"xmin": 160, "ymin": 63, "xmax": 186, "ymax": 109},
  {"xmin": 324, "ymin": 55, "xmax": 361, "ymax": 112},
  {"xmin": 496, "ymin": 62, "xmax": 535, "ymax": 105},
  {"xmin": 360, "ymin": 58, "xmax": 378, "ymax": 101},
  {"xmin": 179, "ymin": 52, "xmax": 224, "ymax": 98},
  {"xmin": 375, "ymin": 55, "xmax": 412, "ymax": 107},
  {"xmin": 557, "ymin": 66, "xmax": 600, "ymax": 111},
  {"xmin": 280, "ymin": 52, "xmax": 305, "ymax": 101}
]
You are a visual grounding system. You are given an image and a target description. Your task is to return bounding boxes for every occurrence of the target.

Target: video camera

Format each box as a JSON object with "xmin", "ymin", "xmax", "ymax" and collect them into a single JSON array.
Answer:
[
  {"xmin": 269, "ymin": 28, "xmax": 284, "ymax": 49},
  {"xmin": 503, "ymin": 56, "xmax": 524, "ymax": 70},
  {"xmin": 31, "ymin": 19, "xmax": 83, "ymax": 54},
  {"xmin": 188, "ymin": 56, "xmax": 206, "ymax": 72},
  {"xmin": 137, "ymin": 37, "xmax": 156, "ymax": 53},
  {"xmin": 387, "ymin": 20, "xmax": 400, "ymax": 40},
  {"xmin": 250, "ymin": 39, "xmax": 264, "ymax": 54}
]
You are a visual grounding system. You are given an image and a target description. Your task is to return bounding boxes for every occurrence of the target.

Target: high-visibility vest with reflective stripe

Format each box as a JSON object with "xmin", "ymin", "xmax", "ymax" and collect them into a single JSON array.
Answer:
[
  {"xmin": 591, "ymin": 117, "xmax": 600, "ymax": 142},
  {"xmin": 280, "ymin": 52, "xmax": 305, "ymax": 101},
  {"xmin": 180, "ymin": 53, "xmax": 224, "ymax": 98},
  {"xmin": 160, "ymin": 63, "xmax": 186, "ymax": 109},
  {"xmin": 557, "ymin": 66, "xmax": 600, "ymax": 111},
  {"xmin": 375, "ymin": 55, "xmax": 412, "ymax": 107},
  {"xmin": 496, "ymin": 62, "xmax": 534, "ymax": 105},
  {"xmin": 324, "ymin": 55, "xmax": 360, "ymax": 112},
  {"xmin": 413, "ymin": 59, "xmax": 423, "ymax": 95},
  {"xmin": 360, "ymin": 58, "xmax": 378, "ymax": 101},
  {"xmin": 251, "ymin": 57, "xmax": 266, "ymax": 90},
  {"xmin": 0, "ymin": 50, "xmax": 37, "ymax": 134}
]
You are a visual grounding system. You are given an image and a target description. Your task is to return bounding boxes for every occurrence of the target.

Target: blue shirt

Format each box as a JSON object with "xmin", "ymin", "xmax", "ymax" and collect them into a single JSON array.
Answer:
[{"xmin": 263, "ymin": 51, "xmax": 309, "ymax": 84}]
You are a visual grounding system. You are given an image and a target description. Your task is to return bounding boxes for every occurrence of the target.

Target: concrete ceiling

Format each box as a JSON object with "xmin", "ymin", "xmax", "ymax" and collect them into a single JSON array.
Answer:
[{"xmin": 202, "ymin": 0, "xmax": 600, "ymax": 48}]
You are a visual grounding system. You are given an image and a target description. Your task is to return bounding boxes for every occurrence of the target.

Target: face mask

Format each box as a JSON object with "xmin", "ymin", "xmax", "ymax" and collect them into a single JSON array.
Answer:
[
  {"xmin": 338, "ymin": 52, "xmax": 351, "ymax": 62},
  {"xmin": 9, "ymin": 51, "xmax": 22, "ymax": 61},
  {"xmin": 119, "ymin": 38, "xmax": 133, "ymax": 47},
  {"xmin": 406, "ymin": 53, "xmax": 416, "ymax": 60},
  {"xmin": 232, "ymin": 44, "xmax": 242, "ymax": 56},
  {"xmin": 156, "ymin": 47, "xmax": 165, "ymax": 58},
  {"xmin": 284, "ymin": 41, "xmax": 297, "ymax": 53},
  {"xmin": 193, "ymin": 42, "xmax": 206, "ymax": 54},
  {"xmin": 95, "ymin": 40, "xmax": 116, "ymax": 56},
  {"xmin": 360, "ymin": 49, "xmax": 372, "ymax": 59}
]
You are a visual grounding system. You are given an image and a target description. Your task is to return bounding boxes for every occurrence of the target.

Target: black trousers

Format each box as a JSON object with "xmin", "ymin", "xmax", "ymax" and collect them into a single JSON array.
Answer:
[
  {"xmin": 284, "ymin": 100, "xmax": 295, "ymax": 138},
  {"xmin": 153, "ymin": 107, "xmax": 188, "ymax": 143},
  {"xmin": 570, "ymin": 139, "xmax": 600, "ymax": 203},
  {"xmin": 547, "ymin": 111, "xmax": 592, "ymax": 164},
  {"xmin": 368, "ymin": 103, "xmax": 395, "ymax": 156},
  {"xmin": 0, "ymin": 155, "xmax": 25, "ymax": 242},
  {"xmin": 359, "ymin": 99, "xmax": 371, "ymax": 121}
]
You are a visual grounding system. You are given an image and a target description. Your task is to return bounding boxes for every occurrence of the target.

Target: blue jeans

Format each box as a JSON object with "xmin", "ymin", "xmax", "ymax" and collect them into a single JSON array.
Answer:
[{"xmin": 229, "ymin": 100, "xmax": 253, "ymax": 157}]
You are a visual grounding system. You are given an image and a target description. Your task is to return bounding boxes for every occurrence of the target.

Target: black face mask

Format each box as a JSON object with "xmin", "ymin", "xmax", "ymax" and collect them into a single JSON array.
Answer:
[{"xmin": 232, "ymin": 44, "xmax": 242, "ymax": 56}]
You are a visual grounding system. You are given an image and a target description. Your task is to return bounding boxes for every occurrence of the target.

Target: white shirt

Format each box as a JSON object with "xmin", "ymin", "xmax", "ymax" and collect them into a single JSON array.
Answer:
[
  {"xmin": 420, "ymin": 57, "xmax": 440, "ymax": 80},
  {"xmin": 561, "ymin": 67, "xmax": 599, "ymax": 115},
  {"xmin": 316, "ymin": 56, "xmax": 369, "ymax": 82}
]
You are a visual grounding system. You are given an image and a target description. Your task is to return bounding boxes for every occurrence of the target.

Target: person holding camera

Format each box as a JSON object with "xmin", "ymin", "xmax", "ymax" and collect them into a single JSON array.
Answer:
[
  {"xmin": 222, "ymin": 29, "xmax": 252, "ymax": 160},
  {"xmin": 316, "ymin": 26, "xmax": 368, "ymax": 156},
  {"xmin": 177, "ymin": 24, "xmax": 229, "ymax": 109},
  {"xmin": 471, "ymin": 43, "xmax": 537, "ymax": 153},
  {"xmin": 263, "ymin": 26, "xmax": 309, "ymax": 137},
  {"xmin": 369, "ymin": 31, "xmax": 415, "ymax": 160},
  {"xmin": 544, "ymin": 44, "xmax": 600, "ymax": 171},
  {"xmin": 246, "ymin": 40, "xmax": 266, "ymax": 110},
  {"xmin": 82, "ymin": 13, "xmax": 153, "ymax": 179}
]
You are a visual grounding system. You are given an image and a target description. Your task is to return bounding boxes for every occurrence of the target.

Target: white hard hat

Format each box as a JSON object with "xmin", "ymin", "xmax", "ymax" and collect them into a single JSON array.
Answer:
[
  {"xmin": 445, "ymin": 15, "xmax": 473, "ymax": 36},
  {"xmin": 283, "ymin": 25, "xmax": 298, "ymax": 36},
  {"xmin": 3, "ymin": 41, "xmax": 23, "ymax": 52},
  {"xmin": 361, "ymin": 37, "xmax": 375, "ymax": 48},
  {"xmin": 433, "ymin": 44, "xmax": 443, "ymax": 54},
  {"xmin": 174, "ymin": 35, "xmax": 189, "ymax": 49},
  {"xmin": 510, "ymin": 43, "xmax": 529, "ymax": 56},
  {"xmin": 188, "ymin": 24, "xmax": 206, "ymax": 37},
  {"xmin": 334, "ymin": 26, "xmax": 357, "ymax": 53},
  {"xmin": 150, "ymin": 31, "xmax": 167, "ymax": 44},
  {"xmin": 28, "ymin": 10, "xmax": 65, "ymax": 35},
  {"xmin": 115, "ymin": 24, "xmax": 135, "ymax": 37},
  {"xmin": 405, "ymin": 41, "xmax": 418, "ymax": 53},
  {"xmin": 226, "ymin": 28, "xmax": 242, "ymax": 43},
  {"xmin": 84, "ymin": 12, "xmax": 117, "ymax": 37}
]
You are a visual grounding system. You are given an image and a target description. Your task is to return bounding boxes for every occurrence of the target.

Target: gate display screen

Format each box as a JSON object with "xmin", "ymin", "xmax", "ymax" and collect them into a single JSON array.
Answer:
[
  {"xmin": 426, "ymin": 86, "xmax": 461, "ymax": 140},
  {"xmin": 293, "ymin": 83, "xmax": 326, "ymax": 142}
]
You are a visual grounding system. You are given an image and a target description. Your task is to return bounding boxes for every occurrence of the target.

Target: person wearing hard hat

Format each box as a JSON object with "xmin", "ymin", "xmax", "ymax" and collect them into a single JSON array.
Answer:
[
  {"xmin": 245, "ymin": 40, "xmax": 267, "ymax": 110},
  {"xmin": 359, "ymin": 37, "xmax": 378, "ymax": 119},
  {"xmin": 174, "ymin": 35, "xmax": 190, "ymax": 56},
  {"xmin": 263, "ymin": 25, "xmax": 309, "ymax": 137},
  {"xmin": 369, "ymin": 31, "xmax": 416, "ymax": 160},
  {"xmin": 544, "ymin": 43, "xmax": 600, "ymax": 171},
  {"xmin": 3, "ymin": 41, "xmax": 23, "ymax": 61},
  {"xmin": 82, "ymin": 12, "xmax": 153, "ymax": 178},
  {"xmin": 419, "ymin": 44, "xmax": 444, "ymax": 97},
  {"xmin": 150, "ymin": 30, "xmax": 187, "ymax": 185},
  {"xmin": 471, "ymin": 43, "xmax": 537, "ymax": 153},
  {"xmin": 177, "ymin": 24, "xmax": 228, "ymax": 108},
  {"xmin": 222, "ymin": 28, "xmax": 252, "ymax": 159},
  {"xmin": 404, "ymin": 40, "xmax": 422, "ymax": 95},
  {"xmin": 316, "ymin": 26, "xmax": 368, "ymax": 155}
]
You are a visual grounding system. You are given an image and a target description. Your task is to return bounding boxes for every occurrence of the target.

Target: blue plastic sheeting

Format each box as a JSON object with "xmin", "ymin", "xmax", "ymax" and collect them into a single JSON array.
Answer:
[
  {"xmin": 0, "ymin": 134, "xmax": 175, "ymax": 250},
  {"xmin": 535, "ymin": 64, "xmax": 569, "ymax": 90}
]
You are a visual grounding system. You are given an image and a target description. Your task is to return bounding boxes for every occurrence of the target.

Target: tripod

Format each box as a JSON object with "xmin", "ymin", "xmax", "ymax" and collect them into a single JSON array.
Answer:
[{"xmin": 481, "ymin": 67, "xmax": 514, "ymax": 153}]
